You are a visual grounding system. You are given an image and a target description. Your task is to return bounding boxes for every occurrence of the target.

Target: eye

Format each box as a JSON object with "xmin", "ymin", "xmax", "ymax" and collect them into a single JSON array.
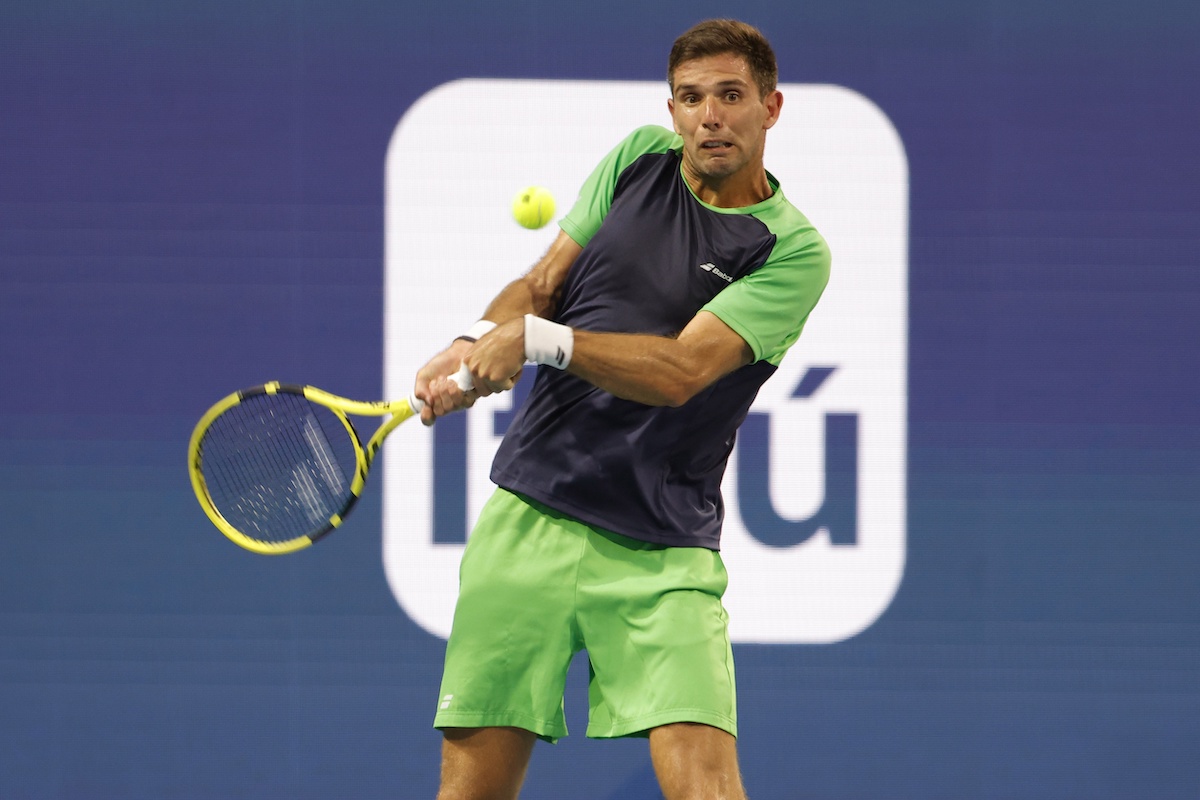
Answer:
[{"xmin": 725, "ymin": 91, "xmax": 741, "ymax": 102}]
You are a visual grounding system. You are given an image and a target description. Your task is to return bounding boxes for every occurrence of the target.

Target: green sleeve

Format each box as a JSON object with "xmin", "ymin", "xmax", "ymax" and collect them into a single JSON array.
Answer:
[
  {"xmin": 559, "ymin": 125, "xmax": 681, "ymax": 247},
  {"xmin": 702, "ymin": 201, "xmax": 832, "ymax": 366}
]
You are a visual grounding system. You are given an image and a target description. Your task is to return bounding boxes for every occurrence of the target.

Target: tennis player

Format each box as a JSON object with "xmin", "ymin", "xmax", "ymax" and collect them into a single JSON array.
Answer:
[{"xmin": 415, "ymin": 19, "xmax": 830, "ymax": 800}]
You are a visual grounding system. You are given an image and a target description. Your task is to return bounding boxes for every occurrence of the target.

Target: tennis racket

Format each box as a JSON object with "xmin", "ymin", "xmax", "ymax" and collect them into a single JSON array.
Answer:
[{"xmin": 188, "ymin": 366, "xmax": 472, "ymax": 555}]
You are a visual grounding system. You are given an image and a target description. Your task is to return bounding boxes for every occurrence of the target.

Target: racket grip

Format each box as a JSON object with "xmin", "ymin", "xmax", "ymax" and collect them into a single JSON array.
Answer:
[
  {"xmin": 450, "ymin": 362, "xmax": 474, "ymax": 391},
  {"xmin": 409, "ymin": 363, "xmax": 474, "ymax": 413}
]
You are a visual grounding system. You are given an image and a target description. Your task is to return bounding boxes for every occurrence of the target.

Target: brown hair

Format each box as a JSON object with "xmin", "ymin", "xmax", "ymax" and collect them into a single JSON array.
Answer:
[{"xmin": 668, "ymin": 19, "xmax": 778, "ymax": 100}]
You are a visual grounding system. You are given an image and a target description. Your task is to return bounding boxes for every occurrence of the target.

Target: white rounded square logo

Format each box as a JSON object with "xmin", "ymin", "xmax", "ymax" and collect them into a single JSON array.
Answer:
[{"xmin": 382, "ymin": 79, "xmax": 907, "ymax": 644}]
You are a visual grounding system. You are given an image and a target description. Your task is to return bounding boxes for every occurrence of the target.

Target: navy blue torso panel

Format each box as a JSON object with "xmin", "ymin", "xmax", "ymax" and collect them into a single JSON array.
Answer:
[{"xmin": 490, "ymin": 150, "xmax": 780, "ymax": 549}]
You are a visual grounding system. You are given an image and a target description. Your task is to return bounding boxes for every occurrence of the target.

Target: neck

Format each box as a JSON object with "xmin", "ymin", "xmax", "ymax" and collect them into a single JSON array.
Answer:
[{"xmin": 683, "ymin": 164, "xmax": 774, "ymax": 208}]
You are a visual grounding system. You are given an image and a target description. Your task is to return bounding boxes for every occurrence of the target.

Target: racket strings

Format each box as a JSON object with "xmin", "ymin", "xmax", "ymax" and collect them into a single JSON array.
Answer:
[{"xmin": 199, "ymin": 393, "xmax": 359, "ymax": 543}]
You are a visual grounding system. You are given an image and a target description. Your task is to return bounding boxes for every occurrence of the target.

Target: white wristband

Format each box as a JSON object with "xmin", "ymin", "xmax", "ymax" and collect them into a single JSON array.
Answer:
[
  {"xmin": 457, "ymin": 319, "xmax": 497, "ymax": 343},
  {"xmin": 524, "ymin": 314, "xmax": 573, "ymax": 369}
]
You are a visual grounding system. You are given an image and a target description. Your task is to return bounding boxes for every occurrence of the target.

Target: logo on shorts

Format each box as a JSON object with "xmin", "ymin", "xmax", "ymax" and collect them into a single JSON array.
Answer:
[{"xmin": 381, "ymin": 79, "xmax": 908, "ymax": 644}]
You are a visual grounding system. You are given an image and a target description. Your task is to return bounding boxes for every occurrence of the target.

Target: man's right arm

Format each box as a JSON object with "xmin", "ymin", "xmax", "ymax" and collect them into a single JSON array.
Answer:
[
  {"xmin": 415, "ymin": 229, "xmax": 583, "ymax": 423},
  {"xmin": 479, "ymin": 229, "xmax": 582, "ymax": 327}
]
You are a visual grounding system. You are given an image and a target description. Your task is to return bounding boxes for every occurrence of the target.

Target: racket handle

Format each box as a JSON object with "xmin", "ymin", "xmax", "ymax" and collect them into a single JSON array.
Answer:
[
  {"xmin": 450, "ymin": 362, "xmax": 475, "ymax": 391},
  {"xmin": 408, "ymin": 362, "xmax": 474, "ymax": 413}
]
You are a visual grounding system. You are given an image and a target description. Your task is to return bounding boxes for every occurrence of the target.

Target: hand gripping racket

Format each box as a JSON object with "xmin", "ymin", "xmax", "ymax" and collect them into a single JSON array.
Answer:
[{"xmin": 188, "ymin": 366, "xmax": 472, "ymax": 555}]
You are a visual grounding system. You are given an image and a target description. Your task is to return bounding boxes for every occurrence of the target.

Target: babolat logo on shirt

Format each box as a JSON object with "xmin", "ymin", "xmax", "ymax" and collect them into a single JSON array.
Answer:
[
  {"xmin": 380, "ymin": 78, "xmax": 908, "ymax": 645},
  {"xmin": 699, "ymin": 262, "xmax": 734, "ymax": 282}
]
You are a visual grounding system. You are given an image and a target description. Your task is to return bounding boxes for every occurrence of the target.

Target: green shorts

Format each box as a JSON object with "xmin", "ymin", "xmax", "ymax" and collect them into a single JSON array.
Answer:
[{"xmin": 433, "ymin": 489, "xmax": 737, "ymax": 743}]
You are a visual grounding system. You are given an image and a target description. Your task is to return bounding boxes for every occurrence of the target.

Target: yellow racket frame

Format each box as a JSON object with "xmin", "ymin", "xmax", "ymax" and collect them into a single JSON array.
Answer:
[{"xmin": 187, "ymin": 381, "xmax": 418, "ymax": 555}]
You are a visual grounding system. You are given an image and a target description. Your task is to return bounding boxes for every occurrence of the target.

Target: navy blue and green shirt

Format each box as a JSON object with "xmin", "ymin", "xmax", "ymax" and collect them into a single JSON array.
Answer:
[{"xmin": 491, "ymin": 125, "xmax": 830, "ymax": 550}]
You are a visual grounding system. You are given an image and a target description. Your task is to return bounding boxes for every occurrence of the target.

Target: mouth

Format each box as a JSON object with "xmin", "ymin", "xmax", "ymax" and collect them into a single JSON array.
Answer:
[{"xmin": 700, "ymin": 140, "xmax": 734, "ymax": 152}]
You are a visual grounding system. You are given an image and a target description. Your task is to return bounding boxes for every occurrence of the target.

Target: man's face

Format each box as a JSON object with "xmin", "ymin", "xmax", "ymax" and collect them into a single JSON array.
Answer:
[{"xmin": 668, "ymin": 53, "xmax": 782, "ymax": 187}]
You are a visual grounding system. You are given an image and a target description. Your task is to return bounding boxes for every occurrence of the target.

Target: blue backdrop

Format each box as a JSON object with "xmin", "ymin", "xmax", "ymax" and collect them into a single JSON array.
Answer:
[{"xmin": 2, "ymin": 1, "xmax": 1198, "ymax": 798}]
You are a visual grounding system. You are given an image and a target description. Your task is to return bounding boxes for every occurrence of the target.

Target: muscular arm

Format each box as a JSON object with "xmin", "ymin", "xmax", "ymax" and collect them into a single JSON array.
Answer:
[
  {"xmin": 415, "ymin": 231, "xmax": 582, "ymax": 421},
  {"xmin": 431, "ymin": 229, "xmax": 754, "ymax": 414},
  {"xmin": 468, "ymin": 310, "xmax": 752, "ymax": 409},
  {"xmin": 480, "ymin": 230, "xmax": 582, "ymax": 325},
  {"xmin": 568, "ymin": 312, "xmax": 753, "ymax": 406}
]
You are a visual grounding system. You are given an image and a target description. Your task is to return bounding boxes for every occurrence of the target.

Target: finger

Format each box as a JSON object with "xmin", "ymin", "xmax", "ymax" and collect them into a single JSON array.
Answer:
[{"xmin": 481, "ymin": 373, "xmax": 517, "ymax": 395}]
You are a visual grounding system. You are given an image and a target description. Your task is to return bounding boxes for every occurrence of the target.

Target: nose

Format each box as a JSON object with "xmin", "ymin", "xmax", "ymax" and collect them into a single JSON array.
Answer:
[{"xmin": 701, "ymin": 96, "xmax": 722, "ymax": 128}]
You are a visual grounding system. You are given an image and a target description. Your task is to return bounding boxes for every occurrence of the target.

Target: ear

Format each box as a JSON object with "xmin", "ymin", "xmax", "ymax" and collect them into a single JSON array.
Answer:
[
  {"xmin": 667, "ymin": 97, "xmax": 680, "ymax": 134},
  {"xmin": 762, "ymin": 90, "xmax": 783, "ymax": 131}
]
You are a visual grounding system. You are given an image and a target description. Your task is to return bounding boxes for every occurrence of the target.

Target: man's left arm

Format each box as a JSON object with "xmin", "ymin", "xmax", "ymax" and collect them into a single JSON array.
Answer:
[
  {"xmin": 568, "ymin": 313, "xmax": 751, "ymax": 406},
  {"xmin": 469, "ymin": 310, "xmax": 752, "ymax": 407},
  {"xmin": 467, "ymin": 225, "xmax": 830, "ymax": 407}
]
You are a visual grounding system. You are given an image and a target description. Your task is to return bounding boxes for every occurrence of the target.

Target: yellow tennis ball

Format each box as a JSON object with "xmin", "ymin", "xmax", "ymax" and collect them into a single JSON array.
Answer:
[{"xmin": 511, "ymin": 186, "xmax": 556, "ymax": 229}]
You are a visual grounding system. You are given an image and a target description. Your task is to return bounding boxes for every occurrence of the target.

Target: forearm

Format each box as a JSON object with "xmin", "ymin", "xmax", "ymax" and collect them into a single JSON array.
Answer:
[
  {"xmin": 567, "ymin": 331, "xmax": 705, "ymax": 407},
  {"xmin": 479, "ymin": 230, "xmax": 580, "ymax": 324},
  {"xmin": 481, "ymin": 275, "xmax": 555, "ymax": 324},
  {"xmin": 527, "ymin": 310, "xmax": 753, "ymax": 407},
  {"xmin": 426, "ymin": 231, "xmax": 582, "ymax": 410}
]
